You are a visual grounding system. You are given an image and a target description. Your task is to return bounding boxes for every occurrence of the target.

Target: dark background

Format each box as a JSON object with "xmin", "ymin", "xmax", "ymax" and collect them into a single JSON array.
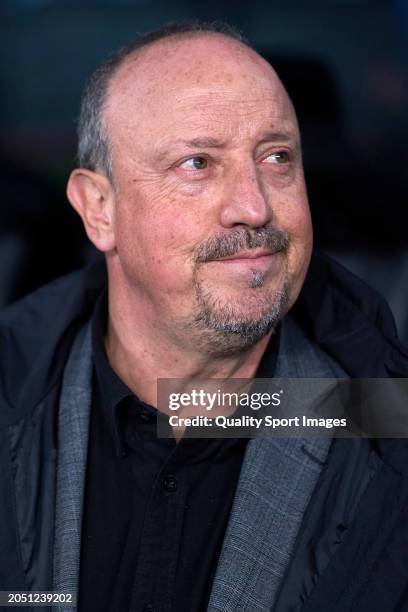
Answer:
[{"xmin": 1, "ymin": 0, "xmax": 407, "ymax": 342}]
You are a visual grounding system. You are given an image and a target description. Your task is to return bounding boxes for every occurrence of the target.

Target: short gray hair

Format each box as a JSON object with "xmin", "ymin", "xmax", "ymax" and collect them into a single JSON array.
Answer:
[{"xmin": 77, "ymin": 20, "xmax": 248, "ymax": 181}]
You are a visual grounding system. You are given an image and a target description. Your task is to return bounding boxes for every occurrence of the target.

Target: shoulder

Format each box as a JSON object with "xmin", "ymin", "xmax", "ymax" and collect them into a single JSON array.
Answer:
[
  {"xmin": 293, "ymin": 251, "xmax": 408, "ymax": 376},
  {"xmin": 0, "ymin": 257, "xmax": 106, "ymax": 426}
]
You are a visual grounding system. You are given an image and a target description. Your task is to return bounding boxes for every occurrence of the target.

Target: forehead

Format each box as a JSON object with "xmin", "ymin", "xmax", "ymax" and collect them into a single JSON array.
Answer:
[{"xmin": 104, "ymin": 34, "xmax": 298, "ymax": 153}]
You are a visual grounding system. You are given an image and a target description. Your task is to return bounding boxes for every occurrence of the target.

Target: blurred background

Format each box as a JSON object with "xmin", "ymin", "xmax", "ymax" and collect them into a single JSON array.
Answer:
[{"xmin": 1, "ymin": 0, "xmax": 407, "ymax": 342}]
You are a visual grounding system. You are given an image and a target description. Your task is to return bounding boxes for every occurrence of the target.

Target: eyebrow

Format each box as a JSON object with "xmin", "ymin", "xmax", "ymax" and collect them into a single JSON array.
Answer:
[{"xmin": 258, "ymin": 131, "xmax": 295, "ymax": 144}]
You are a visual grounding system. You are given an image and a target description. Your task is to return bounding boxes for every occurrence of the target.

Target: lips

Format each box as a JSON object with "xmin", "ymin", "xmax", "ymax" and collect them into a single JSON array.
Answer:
[
  {"xmin": 214, "ymin": 249, "xmax": 275, "ymax": 262},
  {"xmin": 206, "ymin": 250, "xmax": 283, "ymax": 275}
]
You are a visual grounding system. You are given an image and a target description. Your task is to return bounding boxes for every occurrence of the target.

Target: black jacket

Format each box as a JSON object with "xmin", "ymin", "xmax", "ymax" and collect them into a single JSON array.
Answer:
[{"xmin": 0, "ymin": 252, "xmax": 408, "ymax": 611}]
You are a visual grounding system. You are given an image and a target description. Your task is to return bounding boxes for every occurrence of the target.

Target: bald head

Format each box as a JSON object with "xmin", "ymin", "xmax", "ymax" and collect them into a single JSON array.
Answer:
[
  {"xmin": 109, "ymin": 30, "xmax": 281, "ymax": 94},
  {"xmin": 102, "ymin": 33, "xmax": 297, "ymax": 185},
  {"xmin": 77, "ymin": 21, "xmax": 297, "ymax": 182}
]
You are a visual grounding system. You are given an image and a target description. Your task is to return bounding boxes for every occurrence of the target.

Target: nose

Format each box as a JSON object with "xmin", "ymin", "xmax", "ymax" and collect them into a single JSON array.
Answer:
[{"xmin": 219, "ymin": 161, "xmax": 273, "ymax": 229}]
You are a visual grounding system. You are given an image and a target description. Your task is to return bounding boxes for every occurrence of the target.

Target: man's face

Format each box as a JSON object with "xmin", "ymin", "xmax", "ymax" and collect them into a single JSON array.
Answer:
[{"xmin": 104, "ymin": 34, "xmax": 313, "ymax": 352}]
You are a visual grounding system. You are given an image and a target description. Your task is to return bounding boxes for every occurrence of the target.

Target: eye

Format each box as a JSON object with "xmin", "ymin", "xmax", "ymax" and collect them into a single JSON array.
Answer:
[
  {"xmin": 263, "ymin": 151, "xmax": 290, "ymax": 164},
  {"xmin": 179, "ymin": 156, "xmax": 208, "ymax": 170}
]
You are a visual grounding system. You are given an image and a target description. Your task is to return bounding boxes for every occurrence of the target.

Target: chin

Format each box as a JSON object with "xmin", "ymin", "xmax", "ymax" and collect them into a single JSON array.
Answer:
[{"xmin": 191, "ymin": 278, "xmax": 291, "ymax": 355}]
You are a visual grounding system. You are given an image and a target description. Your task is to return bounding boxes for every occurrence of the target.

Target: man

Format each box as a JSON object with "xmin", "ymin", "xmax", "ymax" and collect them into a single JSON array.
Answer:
[{"xmin": 0, "ymin": 20, "xmax": 407, "ymax": 612}]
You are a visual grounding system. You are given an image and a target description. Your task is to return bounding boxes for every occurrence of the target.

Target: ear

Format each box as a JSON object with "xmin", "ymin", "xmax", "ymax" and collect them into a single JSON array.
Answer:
[{"xmin": 67, "ymin": 169, "xmax": 116, "ymax": 252}]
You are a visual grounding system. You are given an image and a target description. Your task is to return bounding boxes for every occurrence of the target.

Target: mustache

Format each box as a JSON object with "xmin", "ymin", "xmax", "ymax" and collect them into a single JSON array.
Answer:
[{"xmin": 194, "ymin": 227, "xmax": 290, "ymax": 263}]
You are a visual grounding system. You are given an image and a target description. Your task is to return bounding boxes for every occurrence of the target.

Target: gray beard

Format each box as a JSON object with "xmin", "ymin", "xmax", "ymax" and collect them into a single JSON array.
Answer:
[
  {"xmin": 190, "ymin": 269, "xmax": 290, "ymax": 356},
  {"xmin": 185, "ymin": 226, "xmax": 292, "ymax": 356}
]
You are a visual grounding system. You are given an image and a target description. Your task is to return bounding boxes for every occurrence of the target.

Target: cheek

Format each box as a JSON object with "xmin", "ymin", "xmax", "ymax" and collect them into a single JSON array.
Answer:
[
  {"xmin": 292, "ymin": 203, "xmax": 313, "ymax": 251},
  {"xmin": 289, "ymin": 207, "xmax": 313, "ymax": 283},
  {"xmin": 274, "ymin": 189, "xmax": 312, "ymax": 242},
  {"xmin": 113, "ymin": 194, "xmax": 201, "ymax": 289},
  {"xmin": 274, "ymin": 194, "xmax": 313, "ymax": 273}
]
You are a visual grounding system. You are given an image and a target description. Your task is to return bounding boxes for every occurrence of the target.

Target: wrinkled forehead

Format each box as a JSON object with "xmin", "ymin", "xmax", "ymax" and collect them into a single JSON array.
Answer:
[{"xmin": 103, "ymin": 34, "xmax": 298, "ymax": 153}]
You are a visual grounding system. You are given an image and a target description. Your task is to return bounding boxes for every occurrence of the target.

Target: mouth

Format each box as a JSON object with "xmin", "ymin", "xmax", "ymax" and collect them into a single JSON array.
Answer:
[
  {"xmin": 207, "ymin": 249, "xmax": 282, "ymax": 267},
  {"xmin": 213, "ymin": 249, "xmax": 276, "ymax": 262}
]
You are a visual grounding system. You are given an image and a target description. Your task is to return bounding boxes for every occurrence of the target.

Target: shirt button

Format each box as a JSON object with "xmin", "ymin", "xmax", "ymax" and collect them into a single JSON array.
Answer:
[
  {"xmin": 139, "ymin": 408, "xmax": 152, "ymax": 423},
  {"xmin": 162, "ymin": 474, "xmax": 178, "ymax": 492}
]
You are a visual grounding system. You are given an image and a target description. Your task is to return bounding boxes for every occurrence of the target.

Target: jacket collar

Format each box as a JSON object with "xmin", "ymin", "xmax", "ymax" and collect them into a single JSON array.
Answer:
[
  {"xmin": 51, "ymin": 312, "xmax": 342, "ymax": 609},
  {"xmin": 207, "ymin": 314, "xmax": 343, "ymax": 610},
  {"xmin": 52, "ymin": 321, "xmax": 93, "ymax": 604}
]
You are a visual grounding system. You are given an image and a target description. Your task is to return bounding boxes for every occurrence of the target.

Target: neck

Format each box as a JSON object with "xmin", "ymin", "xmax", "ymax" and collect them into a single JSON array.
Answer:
[{"xmin": 104, "ymin": 279, "xmax": 274, "ymax": 409}]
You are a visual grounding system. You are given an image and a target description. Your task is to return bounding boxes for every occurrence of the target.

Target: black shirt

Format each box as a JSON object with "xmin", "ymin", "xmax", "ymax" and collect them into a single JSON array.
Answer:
[{"xmin": 78, "ymin": 292, "xmax": 278, "ymax": 612}]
